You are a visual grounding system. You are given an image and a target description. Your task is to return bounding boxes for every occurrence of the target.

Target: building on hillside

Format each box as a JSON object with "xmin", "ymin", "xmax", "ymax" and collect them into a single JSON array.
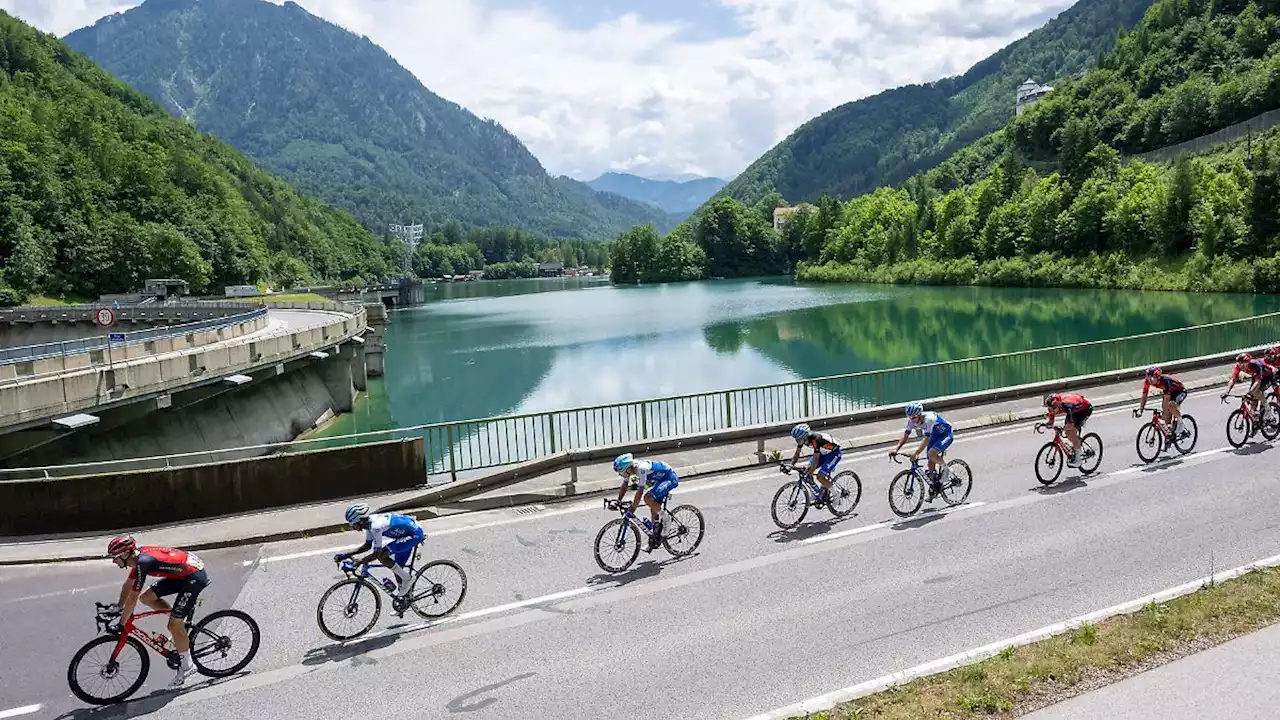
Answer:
[
  {"xmin": 537, "ymin": 262, "xmax": 565, "ymax": 277},
  {"xmin": 1016, "ymin": 78, "xmax": 1054, "ymax": 116},
  {"xmin": 773, "ymin": 203, "xmax": 818, "ymax": 230},
  {"xmin": 143, "ymin": 278, "xmax": 189, "ymax": 301}
]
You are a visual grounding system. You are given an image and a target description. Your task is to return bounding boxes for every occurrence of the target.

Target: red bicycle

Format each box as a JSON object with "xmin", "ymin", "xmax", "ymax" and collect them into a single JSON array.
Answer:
[
  {"xmin": 1033, "ymin": 422, "xmax": 1103, "ymax": 485},
  {"xmin": 1223, "ymin": 393, "xmax": 1280, "ymax": 448},
  {"xmin": 1133, "ymin": 407, "xmax": 1199, "ymax": 463},
  {"xmin": 67, "ymin": 601, "xmax": 260, "ymax": 705}
]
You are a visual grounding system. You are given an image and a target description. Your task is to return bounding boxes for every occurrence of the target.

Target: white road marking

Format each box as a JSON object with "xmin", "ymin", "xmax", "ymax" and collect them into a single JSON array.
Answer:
[
  {"xmin": 741, "ymin": 549, "xmax": 1280, "ymax": 720},
  {"xmin": 798, "ymin": 502, "xmax": 988, "ymax": 545},
  {"xmin": 0, "ymin": 705, "xmax": 41, "ymax": 719}
]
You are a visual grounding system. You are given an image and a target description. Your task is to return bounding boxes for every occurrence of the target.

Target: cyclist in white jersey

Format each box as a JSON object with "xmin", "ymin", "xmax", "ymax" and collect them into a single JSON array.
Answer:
[{"xmin": 889, "ymin": 402, "xmax": 956, "ymax": 498}]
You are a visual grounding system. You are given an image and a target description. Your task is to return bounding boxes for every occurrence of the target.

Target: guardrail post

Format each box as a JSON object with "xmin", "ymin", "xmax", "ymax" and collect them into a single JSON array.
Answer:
[
  {"xmin": 875, "ymin": 374, "xmax": 884, "ymax": 407},
  {"xmin": 641, "ymin": 401, "xmax": 649, "ymax": 439},
  {"xmin": 941, "ymin": 365, "xmax": 949, "ymax": 396},
  {"xmin": 547, "ymin": 415, "xmax": 557, "ymax": 454},
  {"xmin": 802, "ymin": 381, "xmax": 810, "ymax": 417},
  {"xmin": 756, "ymin": 438, "xmax": 766, "ymax": 464},
  {"xmin": 724, "ymin": 393, "xmax": 732, "ymax": 428},
  {"xmin": 446, "ymin": 425, "xmax": 458, "ymax": 482}
]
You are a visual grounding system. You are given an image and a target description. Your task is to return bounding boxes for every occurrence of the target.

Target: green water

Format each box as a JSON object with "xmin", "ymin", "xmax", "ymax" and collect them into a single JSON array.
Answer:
[{"xmin": 317, "ymin": 278, "xmax": 1280, "ymax": 437}]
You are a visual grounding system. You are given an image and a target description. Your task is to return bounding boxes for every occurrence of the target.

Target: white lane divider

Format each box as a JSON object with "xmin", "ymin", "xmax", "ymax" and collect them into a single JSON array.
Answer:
[
  {"xmin": 0, "ymin": 705, "xmax": 42, "ymax": 719},
  {"xmin": 799, "ymin": 502, "xmax": 988, "ymax": 545}
]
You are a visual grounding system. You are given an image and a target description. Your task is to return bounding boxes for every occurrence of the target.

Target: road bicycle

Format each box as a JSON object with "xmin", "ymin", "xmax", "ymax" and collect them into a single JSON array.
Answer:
[
  {"xmin": 1132, "ymin": 407, "xmax": 1198, "ymax": 463},
  {"xmin": 1222, "ymin": 392, "xmax": 1280, "ymax": 448},
  {"xmin": 1033, "ymin": 423, "xmax": 1103, "ymax": 485},
  {"xmin": 770, "ymin": 460, "xmax": 862, "ymax": 529},
  {"xmin": 67, "ymin": 601, "xmax": 260, "ymax": 705},
  {"xmin": 316, "ymin": 545, "xmax": 467, "ymax": 641},
  {"xmin": 593, "ymin": 496, "xmax": 705, "ymax": 573},
  {"xmin": 887, "ymin": 453, "xmax": 973, "ymax": 518}
]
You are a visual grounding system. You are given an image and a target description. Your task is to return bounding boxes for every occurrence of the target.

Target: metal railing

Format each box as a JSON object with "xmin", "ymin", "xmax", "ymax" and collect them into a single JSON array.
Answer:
[
  {"xmin": 0, "ymin": 306, "xmax": 270, "ymax": 366},
  {"xmin": 4, "ymin": 308, "xmax": 1279, "ymax": 480}
]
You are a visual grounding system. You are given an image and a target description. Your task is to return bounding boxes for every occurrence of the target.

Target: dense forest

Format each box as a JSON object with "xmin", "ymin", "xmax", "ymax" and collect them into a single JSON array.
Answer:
[
  {"xmin": 0, "ymin": 11, "xmax": 397, "ymax": 305},
  {"xmin": 65, "ymin": 0, "xmax": 673, "ymax": 241},
  {"xmin": 617, "ymin": 0, "xmax": 1280, "ymax": 294},
  {"xmin": 411, "ymin": 225, "xmax": 610, "ymax": 279},
  {"xmin": 713, "ymin": 0, "xmax": 1157, "ymax": 208}
]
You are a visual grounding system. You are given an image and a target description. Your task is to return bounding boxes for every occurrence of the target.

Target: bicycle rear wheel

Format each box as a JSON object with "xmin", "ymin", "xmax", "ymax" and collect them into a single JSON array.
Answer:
[
  {"xmin": 662, "ymin": 505, "xmax": 705, "ymax": 557},
  {"xmin": 409, "ymin": 560, "xmax": 468, "ymax": 619},
  {"xmin": 888, "ymin": 469, "xmax": 925, "ymax": 518},
  {"xmin": 1262, "ymin": 402, "xmax": 1280, "ymax": 441},
  {"xmin": 940, "ymin": 459, "xmax": 973, "ymax": 507},
  {"xmin": 1135, "ymin": 423, "xmax": 1162, "ymax": 464},
  {"xmin": 1034, "ymin": 442, "xmax": 1063, "ymax": 485},
  {"xmin": 1079, "ymin": 434, "xmax": 1104, "ymax": 475},
  {"xmin": 826, "ymin": 471, "xmax": 862, "ymax": 517},
  {"xmin": 316, "ymin": 578, "xmax": 382, "ymax": 641},
  {"xmin": 1227, "ymin": 409, "xmax": 1251, "ymax": 448},
  {"xmin": 770, "ymin": 481, "xmax": 810, "ymax": 529},
  {"xmin": 1173, "ymin": 414, "xmax": 1198, "ymax": 455},
  {"xmin": 67, "ymin": 634, "xmax": 150, "ymax": 705},
  {"xmin": 191, "ymin": 609, "xmax": 260, "ymax": 677},
  {"xmin": 594, "ymin": 518, "xmax": 641, "ymax": 573}
]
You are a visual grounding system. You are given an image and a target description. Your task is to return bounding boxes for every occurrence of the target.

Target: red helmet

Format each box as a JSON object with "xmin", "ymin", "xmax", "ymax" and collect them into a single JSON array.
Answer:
[
  {"xmin": 1146, "ymin": 366, "xmax": 1162, "ymax": 380},
  {"xmin": 1237, "ymin": 352, "xmax": 1253, "ymax": 364},
  {"xmin": 1269, "ymin": 344, "xmax": 1280, "ymax": 357},
  {"xmin": 107, "ymin": 536, "xmax": 136, "ymax": 558}
]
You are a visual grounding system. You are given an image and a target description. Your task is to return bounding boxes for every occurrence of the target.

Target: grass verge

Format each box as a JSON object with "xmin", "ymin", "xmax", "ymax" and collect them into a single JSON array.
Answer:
[{"xmin": 800, "ymin": 565, "xmax": 1280, "ymax": 719}]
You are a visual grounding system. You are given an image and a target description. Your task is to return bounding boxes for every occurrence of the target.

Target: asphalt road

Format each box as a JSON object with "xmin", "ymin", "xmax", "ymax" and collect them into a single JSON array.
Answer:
[{"xmin": 4, "ymin": 387, "xmax": 1280, "ymax": 720}]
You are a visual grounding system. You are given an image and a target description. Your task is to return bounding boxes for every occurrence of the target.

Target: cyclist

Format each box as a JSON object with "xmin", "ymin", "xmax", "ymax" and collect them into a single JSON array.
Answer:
[
  {"xmin": 612, "ymin": 453, "xmax": 679, "ymax": 551},
  {"xmin": 334, "ymin": 503, "xmax": 425, "ymax": 614},
  {"xmin": 105, "ymin": 536, "xmax": 209, "ymax": 687},
  {"xmin": 1133, "ymin": 367, "xmax": 1187, "ymax": 441},
  {"xmin": 1222, "ymin": 352, "xmax": 1276, "ymax": 424},
  {"xmin": 1042, "ymin": 392, "xmax": 1093, "ymax": 467},
  {"xmin": 889, "ymin": 402, "xmax": 956, "ymax": 498},
  {"xmin": 787, "ymin": 423, "xmax": 840, "ymax": 506}
]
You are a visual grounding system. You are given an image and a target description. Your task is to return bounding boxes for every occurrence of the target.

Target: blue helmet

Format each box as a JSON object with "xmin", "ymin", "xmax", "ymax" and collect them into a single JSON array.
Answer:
[
  {"xmin": 344, "ymin": 502, "xmax": 370, "ymax": 525},
  {"xmin": 905, "ymin": 402, "xmax": 924, "ymax": 417},
  {"xmin": 613, "ymin": 453, "xmax": 634, "ymax": 474},
  {"xmin": 791, "ymin": 424, "xmax": 810, "ymax": 443}
]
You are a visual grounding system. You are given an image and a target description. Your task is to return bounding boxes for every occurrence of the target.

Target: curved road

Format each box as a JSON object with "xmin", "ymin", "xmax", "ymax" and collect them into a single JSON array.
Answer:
[{"xmin": 3, "ymin": 386, "xmax": 1278, "ymax": 719}]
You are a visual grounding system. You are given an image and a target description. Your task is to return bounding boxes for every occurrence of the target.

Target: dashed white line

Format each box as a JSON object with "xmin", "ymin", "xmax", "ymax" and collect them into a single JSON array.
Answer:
[{"xmin": 0, "ymin": 705, "xmax": 42, "ymax": 719}]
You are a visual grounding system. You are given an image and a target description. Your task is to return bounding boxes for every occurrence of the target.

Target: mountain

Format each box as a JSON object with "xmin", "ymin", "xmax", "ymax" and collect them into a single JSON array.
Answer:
[
  {"xmin": 64, "ymin": 0, "xmax": 672, "ymax": 240},
  {"xmin": 716, "ymin": 0, "xmax": 1157, "ymax": 207},
  {"xmin": 585, "ymin": 172, "xmax": 727, "ymax": 218},
  {"xmin": 0, "ymin": 10, "xmax": 395, "ymax": 305}
]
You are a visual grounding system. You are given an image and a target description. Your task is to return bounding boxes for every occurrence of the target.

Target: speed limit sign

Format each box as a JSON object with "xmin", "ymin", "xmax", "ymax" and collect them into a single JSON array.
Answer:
[{"xmin": 94, "ymin": 307, "xmax": 116, "ymax": 327}]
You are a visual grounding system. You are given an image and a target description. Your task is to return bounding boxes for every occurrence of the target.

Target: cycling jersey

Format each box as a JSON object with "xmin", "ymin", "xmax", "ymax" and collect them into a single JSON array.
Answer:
[
  {"xmin": 1231, "ymin": 360, "xmax": 1276, "ymax": 383},
  {"xmin": 363, "ymin": 514, "xmax": 424, "ymax": 551},
  {"xmin": 626, "ymin": 460, "xmax": 676, "ymax": 489},
  {"xmin": 129, "ymin": 546, "xmax": 205, "ymax": 592},
  {"xmin": 904, "ymin": 412, "xmax": 950, "ymax": 437},
  {"xmin": 1046, "ymin": 393, "xmax": 1091, "ymax": 426},
  {"xmin": 1143, "ymin": 375, "xmax": 1185, "ymax": 396},
  {"xmin": 801, "ymin": 431, "xmax": 840, "ymax": 455}
]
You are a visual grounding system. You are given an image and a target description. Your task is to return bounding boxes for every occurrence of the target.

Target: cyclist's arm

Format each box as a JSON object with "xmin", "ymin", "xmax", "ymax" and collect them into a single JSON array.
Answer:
[
  {"xmin": 117, "ymin": 570, "xmax": 145, "ymax": 619},
  {"xmin": 1137, "ymin": 381, "xmax": 1150, "ymax": 413},
  {"xmin": 631, "ymin": 485, "xmax": 645, "ymax": 507},
  {"xmin": 337, "ymin": 540, "xmax": 372, "ymax": 560},
  {"xmin": 789, "ymin": 443, "xmax": 803, "ymax": 465},
  {"xmin": 615, "ymin": 480, "xmax": 630, "ymax": 503},
  {"xmin": 1226, "ymin": 367, "xmax": 1241, "ymax": 394},
  {"xmin": 891, "ymin": 431, "xmax": 910, "ymax": 454},
  {"xmin": 1045, "ymin": 408, "xmax": 1057, "ymax": 426},
  {"xmin": 910, "ymin": 435, "xmax": 929, "ymax": 458}
]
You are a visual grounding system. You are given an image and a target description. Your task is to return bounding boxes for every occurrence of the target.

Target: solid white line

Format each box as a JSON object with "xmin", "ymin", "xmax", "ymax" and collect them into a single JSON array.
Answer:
[
  {"xmin": 0, "ymin": 706, "xmax": 42, "ymax": 719},
  {"xmin": 741, "ymin": 550, "xmax": 1280, "ymax": 720},
  {"xmin": 798, "ymin": 502, "xmax": 988, "ymax": 545}
]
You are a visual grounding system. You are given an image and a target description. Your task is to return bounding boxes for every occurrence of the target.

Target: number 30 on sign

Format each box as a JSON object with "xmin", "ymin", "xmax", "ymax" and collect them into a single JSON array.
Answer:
[{"xmin": 94, "ymin": 307, "xmax": 116, "ymax": 327}]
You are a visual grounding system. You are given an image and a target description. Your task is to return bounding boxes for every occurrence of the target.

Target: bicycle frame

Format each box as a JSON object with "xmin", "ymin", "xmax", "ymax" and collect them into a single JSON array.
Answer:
[
  {"xmin": 339, "ymin": 544, "xmax": 422, "ymax": 599},
  {"xmin": 781, "ymin": 459, "xmax": 826, "ymax": 494},
  {"xmin": 98, "ymin": 606, "xmax": 184, "ymax": 663}
]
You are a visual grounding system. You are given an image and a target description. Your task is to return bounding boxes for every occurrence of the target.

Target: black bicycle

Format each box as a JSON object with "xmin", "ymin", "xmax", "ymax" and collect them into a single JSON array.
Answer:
[
  {"xmin": 770, "ymin": 461, "xmax": 862, "ymax": 529},
  {"xmin": 887, "ymin": 453, "xmax": 973, "ymax": 518},
  {"xmin": 594, "ymin": 497, "xmax": 705, "ymax": 573},
  {"xmin": 316, "ymin": 545, "xmax": 467, "ymax": 641}
]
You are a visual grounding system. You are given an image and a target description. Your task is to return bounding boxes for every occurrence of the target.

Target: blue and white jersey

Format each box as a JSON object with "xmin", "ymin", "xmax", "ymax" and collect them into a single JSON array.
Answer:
[
  {"xmin": 626, "ymin": 460, "xmax": 676, "ymax": 490},
  {"xmin": 905, "ymin": 411, "xmax": 951, "ymax": 438},
  {"xmin": 363, "ymin": 513, "xmax": 422, "ymax": 550}
]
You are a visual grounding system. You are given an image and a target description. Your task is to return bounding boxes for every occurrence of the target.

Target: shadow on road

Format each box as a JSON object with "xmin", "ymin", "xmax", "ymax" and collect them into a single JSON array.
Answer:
[
  {"xmin": 1031, "ymin": 478, "xmax": 1088, "ymax": 495},
  {"xmin": 54, "ymin": 673, "xmax": 248, "ymax": 720},
  {"xmin": 585, "ymin": 555, "xmax": 684, "ymax": 588},
  {"xmin": 445, "ymin": 672, "xmax": 537, "ymax": 713},
  {"xmin": 1232, "ymin": 442, "xmax": 1273, "ymax": 456},
  {"xmin": 767, "ymin": 513, "xmax": 861, "ymax": 543},
  {"xmin": 889, "ymin": 511, "xmax": 949, "ymax": 531},
  {"xmin": 302, "ymin": 631, "xmax": 402, "ymax": 666}
]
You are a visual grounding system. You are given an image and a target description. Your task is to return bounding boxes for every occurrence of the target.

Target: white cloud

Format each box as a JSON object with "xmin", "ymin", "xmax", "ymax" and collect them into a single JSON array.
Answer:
[{"xmin": 1, "ymin": 0, "xmax": 1074, "ymax": 181}]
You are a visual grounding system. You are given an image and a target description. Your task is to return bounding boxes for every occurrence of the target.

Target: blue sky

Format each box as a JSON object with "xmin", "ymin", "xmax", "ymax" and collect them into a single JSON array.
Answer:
[{"xmin": 3, "ymin": 0, "xmax": 1077, "ymax": 181}]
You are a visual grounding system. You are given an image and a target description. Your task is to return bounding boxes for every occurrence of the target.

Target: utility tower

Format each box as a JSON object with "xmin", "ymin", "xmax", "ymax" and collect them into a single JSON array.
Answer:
[{"xmin": 388, "ymin": 222, "xmax": 424, "ymax": 277}]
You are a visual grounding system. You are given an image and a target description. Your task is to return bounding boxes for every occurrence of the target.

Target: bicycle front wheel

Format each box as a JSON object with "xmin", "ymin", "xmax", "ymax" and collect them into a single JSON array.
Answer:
[
  {"xmin": 770, "ymin": 481, "xmax": 810, "ymax": 529},
  {"xmin": 1079, "ymin": 434, "xmax": 1104, "ymax": 475},
  {"xmin": 317, "ymin": 578, "xmax": 382, "ymax": 641},
  {"xmin": 1173, "ymin": 414, "xmax": 1198, "ymax": 455},
  {"xmin": 191, "ymin": 609, "xmax": 260, "ymax": 677},
  {"xmin": 594, "ymin": 518, "xmax": 641, "ymax": 573},
  {"xmin": 1135, "ymin": 423, "xmax": 1162, "ymax": 464},
  {"xmin": 826, "ymin": 470, "xmax": 862, "ymax": 517},
  {"xmin": 662, "ymin": 504, "xmax": 705, "ymax": 557},
  {"xmin": 1034, "ymin": 442, "xmax": 1063, "ymax": 485},
  {"xmin": 1262, "ymin": 403, "xmax": 1280, "ymax": 441},
  {"xmin": 940, "ymin": 459, "xmax": 973, "ymax": 507},
  {"xmin": 67, "ymin": 634, "xmax": 150, "ymax": 705},
  {"xmin": 409, "ymin": 560, "xmax": 468, "ymax": 620},
  {"xmin": 1226, "ymin": 409, "xmax": 1251, "ymax": 448},
  {"xmin": 888, "ymin": 469, "xmax": 925, "ymax": 518}
]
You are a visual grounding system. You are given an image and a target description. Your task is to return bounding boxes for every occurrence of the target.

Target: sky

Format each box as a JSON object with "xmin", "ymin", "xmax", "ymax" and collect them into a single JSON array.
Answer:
[{"xmin": 1, "ymin": 0, "xmax": 1076, "ymax": 181}]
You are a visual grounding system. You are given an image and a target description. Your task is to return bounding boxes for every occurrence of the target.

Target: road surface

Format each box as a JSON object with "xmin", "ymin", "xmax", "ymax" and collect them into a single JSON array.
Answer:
[{"xmin": 2, "ymin": 386, "xmax": 1278, "ymax": 719}]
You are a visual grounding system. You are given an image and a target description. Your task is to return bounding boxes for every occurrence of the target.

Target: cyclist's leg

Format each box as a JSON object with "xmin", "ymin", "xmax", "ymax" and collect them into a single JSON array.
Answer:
[
  {"xmin": 1065, "ymin": 418, "xmax": 1081, "ymax": 459},
  {"xmin": 644, "ymin": 479, "xmax": 675, "ymax": 546},
  {"xmin": 930, "ymin": 429, "xmax": 954, "ymax": 482},
  {"xmin": 167, "ymin": 572, "xmax": 208, "ymax": 653},
  {"xmin": 815, "ymin": 450, "xmax": 840, "ymax": 491},
  {"xmin": 384, "ymin": 542, "xmax": 415, "ymax": 595}
]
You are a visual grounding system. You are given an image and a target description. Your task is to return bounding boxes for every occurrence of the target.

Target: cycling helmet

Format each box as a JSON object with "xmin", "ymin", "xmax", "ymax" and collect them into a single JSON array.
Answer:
[
  {"xmin": 107, "ymin": 536, "xmax": 136, "ymax": 558},
  {"xmin": 1237, "ymin": 352, "xmax": 1253, "ymax": 364},
  {"xmin": 790, "ymin": 424, "xmax": 811, "ymax": 443},
  {"xmin": 344, "ymin": 502, "xmax": 371, "ymax": 525},
  {"xmin": 612, "ymin": 453, "xmax": 634, "ymax": 474},
  {"xmin": 1145, "ymin": 366, "xmax": 1162, "ymax": 380},
  {"xmin": 1043, "ymin": 394, "xmax": 1058, "ymax": 408},
  {"xmin": 1269, "ymin": 344, "xmax": 1280, "ymax": 357},
  {"xmin": 905, "ymin": 402, "xmax": 923, "ymax": 417}
]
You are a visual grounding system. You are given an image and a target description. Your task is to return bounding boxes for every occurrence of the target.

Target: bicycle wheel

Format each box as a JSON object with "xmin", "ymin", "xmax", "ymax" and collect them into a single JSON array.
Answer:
[
  {"xmin": 770, "ymin": 481, "xmax": 810, "ymax": 529},
  {"xmin": 191, "ymin": 609, "xmax": 260, "ymax": 677},
  {"xmin": 316, "ymin": 578, "xmax": 382, "ymax": 642},
  {"xmin": 1262, "ymin": 402, "xmax": 1280, "ymax": 441},
  {"xmin": 826, "ymin": 470, "xmax": 862, "ymax": 517},
  {"xmin": 1226, "ymin": 409, "xmax": 1251, "ymax": 448},
  {"xmin": 940, "ymin": 459, "xmax": 973, "ymax": 507},
  {"xmin": 663, "ymin": 504, "xmax": 705, "ymax": 557},
  {"xmin": 888, "ymin": 469, "xmax": 925, "ymax": 518},
  {"xmin": 1079, "ymin": 434, "xmax": 1104, "ymax": 475},
  {"xmin": 594, "ymin": 518, "xmax": 641, "ymax": 573},
  {"xmin": 1034, "ymin": 442, "xmax": 1063, "ymax": 485},
  {"xmin": 1135, "ymin": 423, "xmax": 1162, "ymax": 464},
  {"xmin": 67, "ymin": 634, "xmax": 150, "ymax": 705},
  {"xmin": 409, "ymin": 560, "xmax": 468, "ymax": 620},
  {"xmin": 1173, "ymin": 414, "xmax": 1198, "ymax": 455}
]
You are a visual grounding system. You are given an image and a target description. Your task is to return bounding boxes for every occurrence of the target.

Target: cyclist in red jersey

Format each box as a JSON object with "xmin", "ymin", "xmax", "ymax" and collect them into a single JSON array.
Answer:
[
  {"xmin": 1043, "ymin": 392, "xmax": 1092, "ymax": 466},
  {"xmin": 1222, "ymin": 352, "xmax": 1276, "ymax": 423},
  {"xmin": 1133, "ymin": 367, "xmax": 1188, "ymax": 441},
  {"xmin": 106, "ymin": 536, "xmax": 210, "ymax": 687}
]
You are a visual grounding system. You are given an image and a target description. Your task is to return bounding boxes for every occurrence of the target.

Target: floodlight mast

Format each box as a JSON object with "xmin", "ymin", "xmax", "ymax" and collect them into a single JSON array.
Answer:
[{"xmin": 388, "ymin": 222, "xmax": 424, "ymax": 277}]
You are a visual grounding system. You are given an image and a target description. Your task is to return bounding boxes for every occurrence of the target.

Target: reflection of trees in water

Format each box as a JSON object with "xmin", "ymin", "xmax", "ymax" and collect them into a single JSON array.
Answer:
[{"xmin": 703, "ymin": 323, "xmax": 745, "ymax": 354}]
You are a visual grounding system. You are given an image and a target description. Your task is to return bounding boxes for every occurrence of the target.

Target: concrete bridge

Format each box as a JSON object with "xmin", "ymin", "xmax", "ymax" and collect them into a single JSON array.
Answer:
[{"xmin": 301, "ymin": 278, "xmax": 426, "ymax": 306}]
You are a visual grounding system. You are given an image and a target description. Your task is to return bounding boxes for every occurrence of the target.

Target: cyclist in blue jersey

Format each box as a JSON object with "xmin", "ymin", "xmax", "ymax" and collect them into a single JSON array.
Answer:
[
  {"xmin": 787, "ymin": 424, "xmax": 841, "ymax": 506},
  {"xmin": 889, "ymin": 402, "xmax": 956, "ymax": 498},
  {"xmin": 334, "ymin": 503, "xmax": 425, "ymax": 612},
  {"xmin": 612, "ymin": 453, "xmax": 679, "ymax": 551}
]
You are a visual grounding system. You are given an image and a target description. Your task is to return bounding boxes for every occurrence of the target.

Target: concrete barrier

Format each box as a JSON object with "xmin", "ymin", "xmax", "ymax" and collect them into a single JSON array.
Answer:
[{"xmin": 0, "ymin": 438, "xmax": 426, "ymax": 534}]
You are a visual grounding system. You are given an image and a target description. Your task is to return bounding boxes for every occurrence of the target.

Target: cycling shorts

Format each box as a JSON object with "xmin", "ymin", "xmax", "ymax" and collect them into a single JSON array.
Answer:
[
  {"xmin": 815, "ymin": 449, "xmax": 843, "ymax": 477},
  {"xmin": 384, "ymin": 528, "xmax": 425, "ymax": 567},
  {"xmin": 927, "ymin": 424, "xmax": 954, "ymax": 453},
  {"xmin": 1065, "ymin": 405, "xmax": 1093, "ymax": 429},
  {"xmin": 645, "ymin": 474, "xmax": 680, "ymax": 503},
  {"xmin": 151, "ymin": 569, "xmax": 210, "ymax": 620},
  {"xmin": 1169, "ymin": 389, "xmax": 1188, "ymax": 406}
]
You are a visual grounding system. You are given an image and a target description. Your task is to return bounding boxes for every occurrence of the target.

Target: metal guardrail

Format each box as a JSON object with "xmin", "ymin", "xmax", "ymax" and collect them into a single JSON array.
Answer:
[
  {"xmin": 0, "ymin": 306, "xmax": 270, "ymax": 366},
  {"xmin": 3, "ymin": 309, "xmax": 1279, "ymax": 480}
]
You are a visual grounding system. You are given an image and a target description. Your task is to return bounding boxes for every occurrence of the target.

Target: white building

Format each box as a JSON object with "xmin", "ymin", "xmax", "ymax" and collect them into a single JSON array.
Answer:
[{"xmin": 1015, "ymin": 78, "xmax": 1054, "ymax": 116}]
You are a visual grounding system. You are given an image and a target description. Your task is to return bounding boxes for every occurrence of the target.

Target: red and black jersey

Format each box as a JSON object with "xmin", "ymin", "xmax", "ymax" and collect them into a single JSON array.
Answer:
[
  {"xmin": 1046, "ymin": 393, "xmax": 1090, "ymax": 424},
  {"xmin": 129, "ymin": 546, "xmax": 204, "ymax": 591},
  {"xmin": 1231, "ymin": 360, "xmax": 1276, "ymax": 383},
  {"xmin": 1143, "ymin": 375, "xmax": 1185, "ymax": 396}
]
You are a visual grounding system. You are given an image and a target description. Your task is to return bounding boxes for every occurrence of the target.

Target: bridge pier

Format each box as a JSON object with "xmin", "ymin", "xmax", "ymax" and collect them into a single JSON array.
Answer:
[
  {"xmin": 363, "ymin": 303, "xmax": 388, "ymax": 378},
  {"xmin": 351, "ymin": 343, "xmax": 369, "ymax": 392},
  {"xmin": 319, "ymin": 345, "xmax": 356, "ymax": 413}
]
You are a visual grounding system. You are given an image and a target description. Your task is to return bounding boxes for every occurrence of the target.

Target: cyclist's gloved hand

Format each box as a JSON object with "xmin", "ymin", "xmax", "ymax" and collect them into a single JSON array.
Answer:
[
  {"xmin": 1132, "ymin": 408, "xmax": 1141, "ymax": 417},
  {"xmin": 333, "ymin": 553, "xmax": 348, "ymax": 563}
]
